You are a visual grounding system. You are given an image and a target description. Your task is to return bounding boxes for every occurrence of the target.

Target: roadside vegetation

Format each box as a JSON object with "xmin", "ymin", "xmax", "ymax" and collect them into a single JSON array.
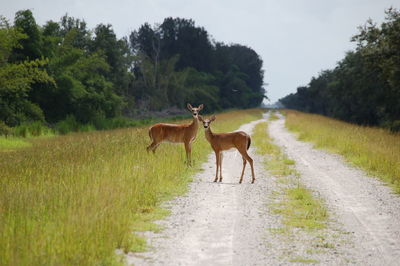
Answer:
[
  {"xmin": 0, "ymin": 136, "xmax": 31, "ymax": 150},
  {"xmin": 280, "ymin": 8, "xmax": 400, "ymax": 132},
  {"xmin": 268, "ymin": 111, "xmax": 279, "ymax": 121},
  {"xmin": 252, "ymin": 120, "xmax": 332, "ymax": 262},
  {"xmin": 0, "ymin": 113, "xmax": 198, "ymax": 152},
  {"xmin": 1, "ymin": 10, "xmax": 265, "ymax": 131},
  {"xmin": 0, "ymin": 108, "xmax": 262, "ymax": 265},
  {"xmin": 285, "ymin": 110, "xmax": 400, "ymax": 193}
]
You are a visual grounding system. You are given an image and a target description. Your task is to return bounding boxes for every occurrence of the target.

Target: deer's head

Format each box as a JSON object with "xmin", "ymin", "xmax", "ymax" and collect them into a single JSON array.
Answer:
[
  {"xmin": 187, "ymin": 104, "xmax": 204, "ymax": 118},
  {"xmin": 198, "ymin": 115, "xmax": 216, "ymax": 129}
]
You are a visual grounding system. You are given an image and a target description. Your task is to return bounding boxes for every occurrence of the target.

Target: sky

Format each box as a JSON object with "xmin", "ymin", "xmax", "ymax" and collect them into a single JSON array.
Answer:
[{"xmin": 2, "ymin": 0, "xmax": 399, "ymax": 103}]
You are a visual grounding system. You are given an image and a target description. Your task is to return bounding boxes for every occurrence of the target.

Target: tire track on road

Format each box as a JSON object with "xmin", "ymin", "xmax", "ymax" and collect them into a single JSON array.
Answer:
[{"xmin": 269, "ymin": 116, "xmax": 400, "ymax": 265}]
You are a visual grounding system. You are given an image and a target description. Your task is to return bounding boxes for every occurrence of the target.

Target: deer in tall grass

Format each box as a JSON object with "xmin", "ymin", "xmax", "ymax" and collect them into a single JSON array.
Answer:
[
  {"xmin": 198, "ymin": 115, "xmax": 255, "ymax": 184},
  {"xmin": 146, "ymin": 104, "xmax": 204, "ymax": 166}
]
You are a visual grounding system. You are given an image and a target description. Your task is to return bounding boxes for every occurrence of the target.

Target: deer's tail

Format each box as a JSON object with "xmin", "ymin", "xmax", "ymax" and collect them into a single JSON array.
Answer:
[
  {"xmin": 247, "ymin": 137, "xmax": 251, "ymax": 150},
  {"xmin": 148, "ymin": 127, "xmax": 153, "ymax": 141}
]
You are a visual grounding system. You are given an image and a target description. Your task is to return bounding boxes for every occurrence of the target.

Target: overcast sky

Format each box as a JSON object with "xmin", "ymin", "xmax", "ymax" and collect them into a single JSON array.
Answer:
[{"xmin": 2, "ymin": 0, "xmax": 399, "ymax": 103}]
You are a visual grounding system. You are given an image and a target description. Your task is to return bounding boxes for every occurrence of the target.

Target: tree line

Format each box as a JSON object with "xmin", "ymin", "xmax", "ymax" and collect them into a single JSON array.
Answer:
[
  {"xmin": 280, "ymin": 8, "xmax": 400, "ymax": 131},
  {"xmin": 0, "ymin": 10, "xmax": 266, "ymax": 128}
]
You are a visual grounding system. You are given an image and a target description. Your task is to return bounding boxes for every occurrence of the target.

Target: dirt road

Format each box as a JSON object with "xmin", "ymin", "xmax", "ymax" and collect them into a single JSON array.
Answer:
[
  {"xmin": 268, "ymin": 116, "xmax": 400, "ymax": 265},
  {"xmin": 126, "ymin": 115, "xmax": 400, "ymax": 265},
  {"xmin": 126, "ymin": 118, "xmax": 278, "ymax": 265}
]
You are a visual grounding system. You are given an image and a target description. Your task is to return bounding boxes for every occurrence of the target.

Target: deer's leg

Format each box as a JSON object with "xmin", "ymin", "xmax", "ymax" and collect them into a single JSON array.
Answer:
[
  {"xmin": 214, "ymin": 151, "xmax": 220, "ymax": 182},
  {"xmin": 188, "ymin": 142, "xmax": 193, "ymax": 166},
  {"xmin": 239, "ymin": 156, "xmax": 247, "ymax": 184},
  {"xmin": 184, "ymin": 142, "xmax": 192, "ymax": 166},
  {"xmin": 219, "ymin": 153, "xmax": 223, "ymax": 182},
  {"xmin": 146, "ymin": 141, "xmax": 159, "ymax": 154},
  {"xmin": 239, "ymin": 150, "xmax": 255, "ymax": 184}
]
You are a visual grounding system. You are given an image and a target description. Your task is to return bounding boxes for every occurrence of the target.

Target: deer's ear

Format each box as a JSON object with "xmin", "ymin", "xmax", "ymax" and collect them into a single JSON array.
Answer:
[
  {"xmin": 198, "ymin": 104, "xmax": 204, "ymax": 111},
  {"xmin": 187, "ymin": 103, "xmax": 193, "ymax": 110},
  {"xmin": 198, "ymin": 115, "xmax": 204, "ymax": 122},
  {"xmin": 210, "ymin": 115, "xmax": 216, "ymax": 122}
]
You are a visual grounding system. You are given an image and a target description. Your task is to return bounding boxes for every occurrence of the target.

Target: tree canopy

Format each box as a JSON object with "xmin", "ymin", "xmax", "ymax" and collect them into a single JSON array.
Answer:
[
  {"xmin": 280, "ymin": 8, "xmax": 400, "ymax": 131},
  {"xmin": 0, "ymin": 11, "xmax": 266, "ymax": 127}
]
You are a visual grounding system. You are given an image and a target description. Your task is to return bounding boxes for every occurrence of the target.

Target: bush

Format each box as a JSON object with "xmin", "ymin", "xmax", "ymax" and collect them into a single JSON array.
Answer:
[
  {"xmin": 390, "ymin": 120, "xmax": 400, "ymax": 133},
  {"xmin": 93, "ymin": 116, "xmax": 141, "ymax": 130},
  {"xmin": 55, "ymin": 115, "xmax": 80, "ymax": 135},
  {"xmin": 0, "ymin": 121, "xmax": 12, "ymax": 136},
  {"xmin": 107, "ymin": 117, "xmax": 141, "ymax": 129},
  {"xmin": 14, "ymin": 121, "xmax": 52, "ymax": 137},
  {"xmin": 92, "ymin": 115, "xmax": 110, "ymax": 130},
  {"xmin": 54, "ymin": 114, "xmax": 192, "ymax": 135},
  {"xmin": 78, "ymin": 123, "xmax": 96, "ymax": 132}
]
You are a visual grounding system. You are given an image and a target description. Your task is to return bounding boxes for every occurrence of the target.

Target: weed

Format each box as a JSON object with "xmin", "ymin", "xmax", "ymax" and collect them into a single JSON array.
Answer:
[
  {"xmin": 269, "ymin": 112, "xmax": 279, "ymax": 121},
  {"xmin": 289, "ymin": 257, "xmax": 319, "ymax": 263}
]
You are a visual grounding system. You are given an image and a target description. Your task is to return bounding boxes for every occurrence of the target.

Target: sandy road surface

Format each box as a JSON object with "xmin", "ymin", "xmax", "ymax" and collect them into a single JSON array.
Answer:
[
  {"xmin": 125, "ymin": 118, "xmax": 279, "ymax": 265},
  {"xmin": 125, "ymin": 115, "xmax": 400, "ymax": 265},
  {"xmin": 268, "ymin": 116, "xmax": 400, "ymax": 266}
]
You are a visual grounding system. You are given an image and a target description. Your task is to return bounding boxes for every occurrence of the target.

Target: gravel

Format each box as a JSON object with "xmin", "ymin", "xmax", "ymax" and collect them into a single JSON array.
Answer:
[
  {"xmin": 123, "ymin": 115, "xmax": 400, "ymax": 266},
  {"xmin": 268, "ymin": 116, "xmax": 400, "ymax": 265}
]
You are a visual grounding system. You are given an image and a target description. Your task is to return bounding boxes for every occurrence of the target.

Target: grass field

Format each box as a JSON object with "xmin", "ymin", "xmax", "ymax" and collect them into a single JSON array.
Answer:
[
  {"xmin": 0, "ymin": 137, "xmax": 32, "ymax": 150},
  {"xmin": 284, "ymin": 110, "xmax": 400, "ymax": 193},
  {"xmin": 0, "ymin": 109, "xmax": 262, "ymax": 265}
]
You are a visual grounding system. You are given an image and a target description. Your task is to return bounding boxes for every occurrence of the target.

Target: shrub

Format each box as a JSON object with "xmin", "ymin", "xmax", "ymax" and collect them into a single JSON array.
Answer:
[
  {"xmin": 0, "ymin": 121, "xmax": 12, "ymax": 136},
  {"xmin": 78, "ymin": 123, "xmax": 96, "ymax": 132},
  {"xmin": 389, "ymin": 120, "xmax": 400, "ymax": 133},
  {"xmin": 14, "ymin": 121, "xmax": 52, "ymax": 137},
  {"xmin": 93, "ymin": 116, "xmax": 141, "ymax": 130},
  {"xmin": 55, "ymin": 115, "xmax": 80, "ymax": 135}
]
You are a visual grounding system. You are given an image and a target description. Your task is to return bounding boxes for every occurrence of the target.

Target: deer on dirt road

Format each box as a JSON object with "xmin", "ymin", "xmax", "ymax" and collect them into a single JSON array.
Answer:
[
  {"xmin": 198, "ymin": 115, "xmax": 255, "ymax": 184},
  {"xmin": 146, "ymin": 104, "xmax": 204, "ymax": 166}
]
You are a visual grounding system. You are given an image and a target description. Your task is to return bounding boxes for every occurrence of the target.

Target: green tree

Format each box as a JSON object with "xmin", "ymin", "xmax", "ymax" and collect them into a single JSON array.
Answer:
[
  {"xmin": 280, "ymin": 8, "xmax": 400, "ymax": 131},
  {"xmin": 0, "ymin": 16, "xmax": 54, "ymax": 126},
  {"xmin": 11, "ymin": 9, "xmax": 42, "ymax": 61},
  {"xmin": 129, "ymin": 19, "xmax": 266, "ymax": 112},
  {"xmin": 47, "ymin": 43, "xmax": 123, "ymax": 123},
  {"xmin": 91, "ymin": 24, "xmax": 133, "ymax": 98},
  {"xmin": 352, "ymin": 7, "xmax": 400, "ymax": 127},
  {"xmin": 182, "ymin": 68, "xmax": 219, "ymax": 110}
]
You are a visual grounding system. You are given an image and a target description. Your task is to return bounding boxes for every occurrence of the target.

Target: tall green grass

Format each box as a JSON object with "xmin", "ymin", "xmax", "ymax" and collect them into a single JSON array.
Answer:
[
  {"xmin": 1, "ymin": 113, "xmax": 194, "ymax": 140},
  {"xmin": 54, "ymin": 114, "xmax": 198, "ymax": 135},
  {"xmin": 284, "ymin": 110, "xmax": 400, "ymax": 193},
  {"xmin": 0, "ymin": 137, "xmax": 31, "ymax": 150},
  {"xmin": 1, "ymin": 114, "xmax": 195, "ymax": 152},
  {"xmin": 13, "ymin": 121, "xmax": 54, "ymax": 137},
  {"xmin": 0, "ymin": 109, "xmax": 262, "ymax": 265}
]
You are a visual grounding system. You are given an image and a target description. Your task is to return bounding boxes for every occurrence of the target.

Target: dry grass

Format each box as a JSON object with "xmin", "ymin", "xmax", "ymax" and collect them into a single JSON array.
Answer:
[
  {"xmin": 284, "ymin": 110, "xmax": 400, "ymax": 193},
  {"xmin": 0, "ymin": 109, "xmax": 262, "ymax": 265}
]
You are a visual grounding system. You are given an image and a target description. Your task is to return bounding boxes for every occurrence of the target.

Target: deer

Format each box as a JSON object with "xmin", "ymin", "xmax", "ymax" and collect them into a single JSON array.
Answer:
[
  {"xmin": 146, "ymin": 104, "xmax": 204, "ymax": 166},
  {"xmin": 198, "ymin": 115, "xmax": 255, "ymax": 184}
]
